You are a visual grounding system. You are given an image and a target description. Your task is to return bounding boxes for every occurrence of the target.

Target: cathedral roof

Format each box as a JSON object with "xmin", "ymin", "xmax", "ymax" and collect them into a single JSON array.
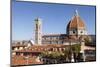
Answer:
[{"xmin": 67, "ymin": 10, "xmax": 85, "ymax": 30}]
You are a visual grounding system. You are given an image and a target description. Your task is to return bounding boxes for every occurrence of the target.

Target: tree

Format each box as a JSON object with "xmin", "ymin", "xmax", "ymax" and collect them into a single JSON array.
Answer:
[
  {"xmin": 63, "ymin": 46, "xmax": 71, "ymax": 62},
  {"xmin": 84, "ymin": 36, "xmax": 92, "ymax": 45},
  {"xmin": 71, "ymin": 44, "xmax": 81, "ymax": 53},
  {"xmin": 40, "ymin": 51, "xmax": 65, "ymax": 63},
  {"xmin": 71, "ymin": 44, "xmax": 81, "ymax": 62}
]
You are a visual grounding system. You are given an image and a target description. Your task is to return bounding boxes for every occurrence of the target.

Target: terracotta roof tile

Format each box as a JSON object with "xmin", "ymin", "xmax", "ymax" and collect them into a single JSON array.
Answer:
[{"xmin": 67, "ymin": 15, "xmax": 85, "ymax": 30}]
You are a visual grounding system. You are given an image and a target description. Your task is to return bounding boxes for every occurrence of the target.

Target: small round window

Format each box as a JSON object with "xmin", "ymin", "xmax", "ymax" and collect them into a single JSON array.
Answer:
[
  {"xmin": 73, "ymin": 30, "xmax": 75, "ymax": 33},
  {"xmin": 81, "ymin": 31, "xmax": 83, "ymax": 33}
]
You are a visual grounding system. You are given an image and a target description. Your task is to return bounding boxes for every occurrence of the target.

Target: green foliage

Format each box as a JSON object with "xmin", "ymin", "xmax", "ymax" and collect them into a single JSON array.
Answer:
[
  {"xmin": 63, "ymin": 46, "xmax": 71, "ymax": 57},
  {"xmin": 84, "ymin": 37, "xmax": 92, "ymax": 44},
  {"xmin": 40, "ymin": 44, "xmax": 81, "ymax": 61},
  {"xmin": 40, "ymin": 51, "xmax": 64, "ymax": 59},
  {"xmin": 71, "ymin": 44, "xmax": 81, "ymax": 53}
]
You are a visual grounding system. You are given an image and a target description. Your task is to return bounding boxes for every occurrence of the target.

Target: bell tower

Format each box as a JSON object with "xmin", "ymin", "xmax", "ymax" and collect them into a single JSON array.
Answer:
[{"xmin": 34, "ymin": 18, "xmax": 42, "ymax": 45}]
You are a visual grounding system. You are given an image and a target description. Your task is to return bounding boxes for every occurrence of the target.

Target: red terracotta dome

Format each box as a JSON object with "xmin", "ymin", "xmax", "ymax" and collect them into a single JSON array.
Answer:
[
  {"xmin": 67, "ymin": 15, "xmax": 85, "ymax": 30},
  {"xmin": 66, "ymin": 10, "xmax": 87, "ymax": 36},
  {"xmin": 67, "ymin": 10, "xmax": 85, "ymax": 30}
]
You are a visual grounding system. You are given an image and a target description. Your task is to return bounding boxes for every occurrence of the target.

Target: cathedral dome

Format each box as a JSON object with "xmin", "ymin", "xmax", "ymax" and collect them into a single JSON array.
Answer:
[
  {"xmin": 67, "ymin": 16, "xmax": 85, "ymax": 30},
  {"xmin": 66, "ymin": 10, "xmax": 86, "ymax": 35}
]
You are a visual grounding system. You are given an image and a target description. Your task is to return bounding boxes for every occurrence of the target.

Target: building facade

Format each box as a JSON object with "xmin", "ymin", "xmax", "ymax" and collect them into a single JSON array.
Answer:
[
  {"xmin": 42, "ymin": 10, "xmax": 91, "ymax": 45},
  {"xmin": 11, "ymin": 10, "xmax": 96, "ymax": 66}
]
